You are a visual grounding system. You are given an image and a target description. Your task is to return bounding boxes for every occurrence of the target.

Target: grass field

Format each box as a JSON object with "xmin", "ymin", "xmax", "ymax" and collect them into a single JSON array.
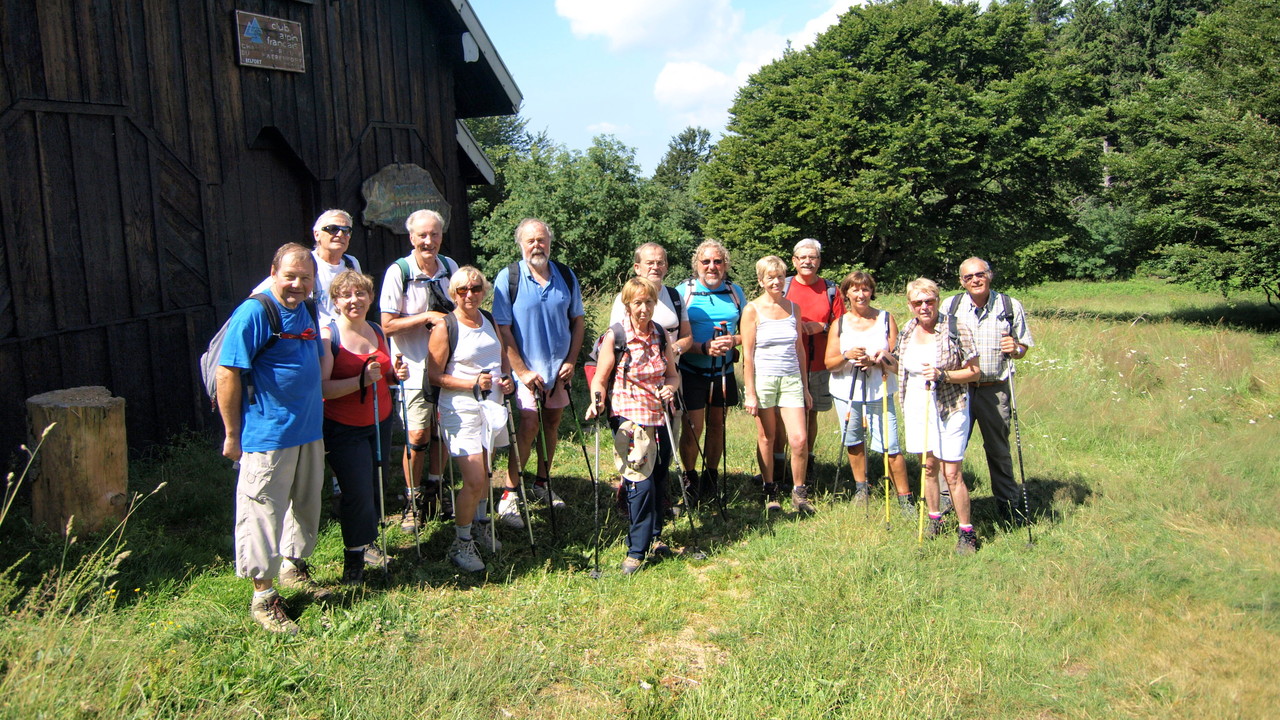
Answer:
[{"xmin": 1, "ymin": 277, "xmax": 1277, "ymax": 719}]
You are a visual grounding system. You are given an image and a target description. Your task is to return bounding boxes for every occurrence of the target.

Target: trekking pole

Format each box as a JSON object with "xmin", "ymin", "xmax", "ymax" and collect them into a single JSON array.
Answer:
[
  {"xmin": 396, "ymin": 355, "xmax": 421, "ymax": 559},
  {"xmin": 504, "ymin": 389, "xmax": 537, "ymax": 554},
  {"xmin": 861, "ymin": 366, "xmax": 870, "ymax": 518},
  {"xmin": 715, "ymin": 322, "xmax": 730, "ymax": 522},
  {"xmin": 367, "ymin": 358, "xmax": 389, "ymax": 578},
  {"xmin": 532, "ymin": 389, "xmax": 561, "ymax": 541},
  {"xmin": 1008, "ymin": 362, "xmax": 1034, "ymax": 547},
  {"xmin": 478, "ymin": 371, "xmax": 501, "ymax": 561},
  {"xmin": 881, "ymin": 369, "xmax": 892, "ymax": 532},
  {"xmin": 566, "ymin": 388, "xmax": 602, "ymax": 578},
  {"xmin": 663, "ymin": 401, "xmax": 706, "ymax": 558},
  {"xmin": 917, "ymin": 380, "xmax": 933, "ymax": 544},
  {"xmin": 832, "ymin": 367, "xmax": 858, "ymax": 499}
]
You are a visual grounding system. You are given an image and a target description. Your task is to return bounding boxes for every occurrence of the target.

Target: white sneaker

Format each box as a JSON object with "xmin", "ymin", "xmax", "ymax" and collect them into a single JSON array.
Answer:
[
  {"xmin": 474, "ymin": 528, "xmax": 502, "ymax": 553},
  {"xmin": 530, "ymin": 482, "xmax": 566, "ymax": 509},
  {"xmin": 497, "ymin": 492, "xmax": 524, "ymax": 529},
  {"xmin": 448, "ymin": 538, "xmax": 485, "ymax": 573}
]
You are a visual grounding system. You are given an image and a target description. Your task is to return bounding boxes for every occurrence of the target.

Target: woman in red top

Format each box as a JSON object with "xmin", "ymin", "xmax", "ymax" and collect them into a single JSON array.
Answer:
[{"xmin": 320, "ymin": 270, "xmax": 408, "ymax": 585}]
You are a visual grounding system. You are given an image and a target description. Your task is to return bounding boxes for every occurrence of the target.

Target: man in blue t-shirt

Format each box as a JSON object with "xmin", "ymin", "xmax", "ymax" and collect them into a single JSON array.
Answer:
[
  {"xmin": 491, "ymin": 218, "xmax": 585, "ymax": 524},
  {"xmin": 216, "ymin": 243, "xmax": 327, "ymax": 635}
]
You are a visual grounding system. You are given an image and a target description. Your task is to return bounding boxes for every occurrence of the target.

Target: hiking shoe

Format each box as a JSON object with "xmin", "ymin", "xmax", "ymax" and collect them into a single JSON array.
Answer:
[
  {"xmin": 341, "ymin": 549, "xmax": 365, "ymax": 586},
  {"xmin": 497, "ymin": 490, "xmax": 525, "ymax": 529},
  {"xmin": 897, "ymin": 494, "xmax": 916, "ymax": 521},
  {"xmin": 649, "ymin": 540, "xmax": 674, "ymax": 559},
  {"xmin": 530, "ymin": 481, "xmax": 565, "ymax": 508},
  {"xmin": 763, "ymin": 482, "xmax": 782, "ymax": 512},
  {"xmin": 621, "ymin": 557, "xmax": 643, "ymax": 575},
  {"xmin": 363, "ymin": 544, "xmax": 391, "ymax": 568},
  {"xmin": 699, "ymin": 470, "xmax": 719, "ymax": 508},
  {"xmin": 956, "ymin": 528, "xmax": 979, "ymax": 555},
  {"xmin": 279, "ymin": 559, "xmax": 334, "ymax": 602},
  {"xmin": 448, "ymin": 538, "xmax": 485, "ymax": 573},
  {"xmin": 925, "ymin": 516, "xmax": 945, "ymax": 539},
  {"xmin": 791, "ymin": 485, "xmax": 816, "ymax": 516},
  {"xmin": 250, "ymin": 592, "xmax": 299, "ymax": 635},
  {"xmin": 682, "ymin": 470, "xmax": 701, "ymax": 508},
  {"xmin": 474, "ymin": 528, "xmax": 502, "ymax": 554},
  {"xmin": 853, "ymin": 481, "xmax": 870, "ymax": 508},
  {"xmin": 938, "ymin": 492, "xmax": 953, "ymax": 516}
]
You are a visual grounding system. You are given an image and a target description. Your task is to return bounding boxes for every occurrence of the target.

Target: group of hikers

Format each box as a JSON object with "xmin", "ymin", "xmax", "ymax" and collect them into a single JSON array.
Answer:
[{"xmin": 213, "ymin": 208, "xmax": 1034, "ymax": 635}]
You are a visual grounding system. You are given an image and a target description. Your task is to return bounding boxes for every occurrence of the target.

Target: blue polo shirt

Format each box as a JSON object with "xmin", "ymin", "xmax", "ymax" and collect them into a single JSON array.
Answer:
[
  {"xmin": 218, "ymin": 294, "xmax": 324, "ymax": 452},
  {"xmin": 492, "ymin": 260, "xmax": 583, "ymax": 385}
]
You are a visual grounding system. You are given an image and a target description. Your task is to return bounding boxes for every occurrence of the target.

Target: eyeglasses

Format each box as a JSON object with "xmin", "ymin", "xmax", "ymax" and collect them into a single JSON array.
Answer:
[
  {"xmin": 457, "ymin": 285, "xmax": 484, "ymax": 296},
  {"xmin": 335, "ymin": 290, "xmax": 369, "ymax": 300},
  {"xmin": 961, "ymin": 271, "xmax": 989, "ymax": 282},
  {"xmin": 908, "ymin": 298, "xmax": 937, "ymax": 308},
  {"xmin": 793, "ymin": 255, "xmax": 820, "ymax": 262},
  {"xmin": 321, "ymin": 225, "xmax": 352, "ymax": 235},
  {"xmin": 279, "ymin": 328, "xmax": 318, "ymax": 340},
  {"xmin": 699, "ymin": 258, "xmax": 725, "ymax": 266}
]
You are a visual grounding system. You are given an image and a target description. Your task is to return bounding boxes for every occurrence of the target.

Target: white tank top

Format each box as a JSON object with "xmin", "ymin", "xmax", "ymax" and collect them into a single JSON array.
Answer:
[
  {"xmin": 753, "ymin": 309, "xmax": 800, "ymax": 377},
  {"xmin": 440, "ymin": 315, "xmax": 502, "ymax": 413},
  {"xmin": 829, "ymin": 311, "xmax": 896, "ymax": 401}
]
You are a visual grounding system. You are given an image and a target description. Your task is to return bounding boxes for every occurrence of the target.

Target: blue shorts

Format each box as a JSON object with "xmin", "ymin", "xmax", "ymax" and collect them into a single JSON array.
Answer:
[{"xmin": 831, "ymin": 396, "xmax": 901, "ymax": 454}]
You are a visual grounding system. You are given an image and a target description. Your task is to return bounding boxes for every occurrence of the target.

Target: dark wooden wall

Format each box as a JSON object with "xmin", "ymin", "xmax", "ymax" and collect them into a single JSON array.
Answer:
[{"xmin": 0, "ymin": 0, "xmax": 491, "ymax": 456}]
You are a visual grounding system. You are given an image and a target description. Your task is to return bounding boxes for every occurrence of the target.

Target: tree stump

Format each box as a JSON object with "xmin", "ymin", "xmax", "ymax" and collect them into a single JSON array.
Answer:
[{"xmin": 25, "ymin": 386, "xmax": 128, "ymax": 535}]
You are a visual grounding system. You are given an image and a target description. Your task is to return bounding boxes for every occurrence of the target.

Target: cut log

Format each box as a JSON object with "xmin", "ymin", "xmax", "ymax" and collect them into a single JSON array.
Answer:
[{"xmin": 25, "ymin": 386, "xmax": 128, "ymax": 535}]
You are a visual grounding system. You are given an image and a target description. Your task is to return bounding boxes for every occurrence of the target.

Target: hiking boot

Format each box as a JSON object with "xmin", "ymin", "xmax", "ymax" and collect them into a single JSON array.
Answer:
[
  {"xmin": 497, "ymin": 490, "xmax": 525, "ymax": 529},
  {"xmin": 474, "ymin": 527, "xmax": 502, "ymax": 554},
  {"xmin": 682, "ymin": 470, "xmax": 701, "ymax": 508},
  {"xmin": 250, "ymin": 592, "xmax": 299, "ymax": 635},
  {"xmin": 897, "ymin": 494, "xmax": 916, "ymax": 521},
  {"xmin": 791, "ymin": 485, "xmax": 816, "ymax": 516},
  {"xmin": 956, "ymin": 527, "xmax": 979, "ymax": 555},
  {"xmin": 621, "ymin": 556, "xmax": 643, "ymax": 575},
  {"xmin": 762, "ymin": 482, "xmax": 782, "ymax": 512},
  {"xmin": 853, "ymin": 481, "xmax": 870, "ymax": 508},
  {"xmin": 279, "ymin": 559, "xmax": 334, "ymax": 602},
  {"xmin": 530, "ymin": 481, "xmax": 565, "ymax": 509},
  {"xmin": 362, "ymin": 544, "xmax": 390, "ymax": 568},
  {"xmin": 925, "ymin": 515, "xmax": 946, "ymax": 539},
  {"xmin": 448, "ymin": 538, "xmax": 485, "ymax": 573},
  {"xmin": 648, "ymin": 540, "xmax": 674, "ymax": 559},
  {"xmin": 938, "ymin": 492, "xmax": 953, "ymax": 516},
  {"xmin": 341, "ymin": 549, "xmax": 365, "ymax": 586},
  {"xmin": 699, "ymin": 469, "xmax": 719, "ymax": 507}
]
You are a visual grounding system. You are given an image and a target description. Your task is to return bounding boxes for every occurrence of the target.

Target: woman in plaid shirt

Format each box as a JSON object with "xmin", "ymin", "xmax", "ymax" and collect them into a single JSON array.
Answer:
[
  {"xmin": 895, "ymin": 278, "xmax": 982, "ymax": 554},
  {"xmin": 586, "ymin": 277, "xmax": 680, "ymax": 575}
]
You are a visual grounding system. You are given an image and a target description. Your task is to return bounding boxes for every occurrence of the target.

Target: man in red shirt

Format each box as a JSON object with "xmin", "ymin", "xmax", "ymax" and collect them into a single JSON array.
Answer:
[{"xmin": 775, "ymin": 238, "xmax": 845, "ymax": 483}]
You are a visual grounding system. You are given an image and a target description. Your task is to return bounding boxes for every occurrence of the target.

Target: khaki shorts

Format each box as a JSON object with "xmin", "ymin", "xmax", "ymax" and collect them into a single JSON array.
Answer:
[
  {"xmin": 756, "ymin": 374, "xmax": 806, "ymax": 409},
  {"xmin": 404, "ymin": 386, "xmax": 436, "ymax": 432},
  {"xmin": 807, "ymin": 370, "xmax": 832, "ymax": 412}
]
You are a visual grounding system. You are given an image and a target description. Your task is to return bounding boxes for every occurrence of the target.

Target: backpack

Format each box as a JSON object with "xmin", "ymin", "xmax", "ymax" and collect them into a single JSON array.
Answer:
[
  {"xmin": 201, "ymin": 294, "xmax": 319, "ymax": 410},
  {"xmin": 943, "ymin": 292, "xmax": 1014, "ymax": 332},
  {"xmin": 680, "ymin": 277, "xmax": 745, "ymax": 318},
  {"xmin": 396, "ymin": 255, "xmax": 458, "ymax": 313},
  {"xmin": 325, "ymin": 320, "xmax": 386, "ymax": 358},
  {"xmin": 431, "ymin": 309, "xmax": 497, "ymax": 401},
  {"xmin": 583, "ymin": 320, "xmax": 668, "ymax": 414},
  {"xmin": 505, "ymin": 260, "xmax": 577, "ymax": 321}
]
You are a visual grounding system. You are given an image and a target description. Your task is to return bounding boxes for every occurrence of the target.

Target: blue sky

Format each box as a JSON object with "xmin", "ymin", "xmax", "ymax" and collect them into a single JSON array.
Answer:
[{"xmin": 469, "ymin": 0, "xmax": 855, "ymax": 175}]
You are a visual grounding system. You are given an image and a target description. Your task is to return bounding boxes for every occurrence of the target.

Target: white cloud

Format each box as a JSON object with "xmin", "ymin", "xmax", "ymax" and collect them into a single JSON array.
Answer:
[
  {"xmin": 586, "ymin": 121, "xmax": 630, "ymax": 136},
  {"xmin": 555, "ymin": 0, "xmax": 741, "ymax": 56}
]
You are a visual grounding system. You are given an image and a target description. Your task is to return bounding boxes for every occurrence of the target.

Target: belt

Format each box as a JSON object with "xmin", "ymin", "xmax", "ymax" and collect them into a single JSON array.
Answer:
[{"xmin": 974, "ymin": 380, "xmax": 1007, "ymax": 388}]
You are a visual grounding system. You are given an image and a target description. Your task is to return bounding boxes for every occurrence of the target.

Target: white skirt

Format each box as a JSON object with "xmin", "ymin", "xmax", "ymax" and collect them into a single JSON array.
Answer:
[
  {"xmin": 902, "ymin": 385, "xmax": 970, "ymax": 462},
  {"xmin": 438, "ymin": 391, "xmax": 510, "ymax": 458}
]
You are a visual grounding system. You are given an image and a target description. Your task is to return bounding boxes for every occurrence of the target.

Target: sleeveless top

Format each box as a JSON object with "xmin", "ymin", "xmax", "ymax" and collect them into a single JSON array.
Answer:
[
  {"xmin": 753, "ymin": 305, "xmax": 800, "ymax": 377},
  {"xmin": 829, "ymin": 310, "xmax": 896, "ymax": 402},
  {"xmin": 324, "ymin": 323, "xmax": 393, "ymax": 427},
  {"xmin": 439, "ymin": 313, "xmax": 503, "ymax": 414}
]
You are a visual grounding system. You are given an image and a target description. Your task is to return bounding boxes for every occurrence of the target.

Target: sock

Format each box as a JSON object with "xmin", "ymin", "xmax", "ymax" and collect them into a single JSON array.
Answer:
[
  {"xmin": 929, "ymin": 513, "xmax": 943, "ymax": 520},
  {"xmin": 427, "ymin": 474, "xmax": 443, "ymax": 486},
  {"xmin": 253, "ymin": 588, "xmax": 277, "ymax": 599},
  {"xmin": 773, "ymin": 452, "xmax": 785, "ymax": 462},
  {"xmin": 476, "ymin": 499, "xmax": 489, "ymax": 518},
  {"xmin": 345, "ymin": 545, "xmax": 367, "ymax": 553},
  {"xmin": 898, "ymin": 493, "xmax": 914, "ymax": 499},
  {"xmin": 855, "ymin": 481, "xmax": 870, "ymax": 492},
  {"xmin": 959, "ymin": 524, "xmax": 974, "ymax": 532},
  {"xmin": 534, "ymin": 477, "xmax": 548, "ymax": 488},
  {"xmin": 455, "ymin": 523, "xmax": 473, "ymax": 541},
  {"xmin": 406, "ymin": 485, "xmax": 419, "ymax": 498},
  {"xmin": 502, "ymin": 488, "xmax": 518, "ymax": 499}
]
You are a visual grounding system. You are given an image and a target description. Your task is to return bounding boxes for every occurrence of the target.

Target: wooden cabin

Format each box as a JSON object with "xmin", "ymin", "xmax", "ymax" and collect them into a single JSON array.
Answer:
[{"xmin": 0, "ymin": 0, "xmax": 521, "ymax": 455}]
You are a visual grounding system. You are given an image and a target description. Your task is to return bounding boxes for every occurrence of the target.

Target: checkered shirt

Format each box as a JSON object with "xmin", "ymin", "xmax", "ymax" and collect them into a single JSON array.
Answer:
[
  {"xmin": 895, "ymin": 315, "xmax": 978, "ymax": 420},
  {"xmin": 942, "ymin": 292, "xmax": 1034, "ymax": 383},
  {"xmin": 609, "ymin": 318, "xmax": 668, "ymax": 427}
]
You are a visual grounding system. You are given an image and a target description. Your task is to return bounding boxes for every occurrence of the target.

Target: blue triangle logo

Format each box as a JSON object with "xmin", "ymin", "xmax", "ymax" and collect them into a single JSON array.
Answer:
[{"xmin": 244, "ymin": 18, "xmax": 265, "ymax": 44}]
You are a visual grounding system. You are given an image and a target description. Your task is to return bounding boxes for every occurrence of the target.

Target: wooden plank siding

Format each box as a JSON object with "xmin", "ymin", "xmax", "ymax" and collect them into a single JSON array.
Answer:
[{"xmin": 0, "ymin": 0, "xmax": 507, "ymax": 457}]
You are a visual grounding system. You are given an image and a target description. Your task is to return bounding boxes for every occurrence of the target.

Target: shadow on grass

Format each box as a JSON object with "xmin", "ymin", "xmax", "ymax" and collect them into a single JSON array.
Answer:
[{"xmin": 1034, "ymin": 302, "xmax": 1280, "ymax": 333}]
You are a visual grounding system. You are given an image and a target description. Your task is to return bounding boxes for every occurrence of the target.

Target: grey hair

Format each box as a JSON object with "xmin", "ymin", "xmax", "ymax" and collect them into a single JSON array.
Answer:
[
  {"xmin": 905, "ymin": 277, "xmax": 940, "ymax": 302},
  {"xmin": 793, "ymin": 238, "xmax": 822, "ymax": 256},
  {"xmin": 633, "ymin": 242, "xmax": 667, "ymax": 264},
  {"xmin": 405, "ymin": 209, "xmax": 445, "ymax": 232},
  {"xmin": 691, "ymin": 238, "xmax": 730, "ymax": 273},
  {"xmin": 514, "ymin": 218, "xmax": 554, "ymax": 244},
  {"xmin": 959, "ymin": 257, "xmax": 993, "ymax": 279}
]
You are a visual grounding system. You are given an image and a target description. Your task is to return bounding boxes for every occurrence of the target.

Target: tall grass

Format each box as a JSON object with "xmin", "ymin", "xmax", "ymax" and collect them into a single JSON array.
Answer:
[{"xmin": 0, "ymin": 278, "xmax": 1276, "ymax": 718}]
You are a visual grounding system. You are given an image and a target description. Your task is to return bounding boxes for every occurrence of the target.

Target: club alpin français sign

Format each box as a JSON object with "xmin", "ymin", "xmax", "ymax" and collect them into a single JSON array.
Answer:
[
  {"xmin": 361, "ymin": 163, "xmax": 451, "ymax": 234},
  {"xmin": 235, "ymin": 10, "xmax": 305, "ymax": 73}
]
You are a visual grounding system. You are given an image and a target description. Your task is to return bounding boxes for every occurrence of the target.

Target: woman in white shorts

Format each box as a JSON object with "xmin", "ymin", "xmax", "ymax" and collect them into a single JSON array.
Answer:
[
  {"xmin": 894, "ymin": 278, "xmax": 981, "ymax": 553},
  {"xmin": 825, "ymin": 271, "xmax": 913, "ymax": 517},
  {"xmin": 428, "ymin": 266, "xmax": 515, "ymax": 572},
  {"xmin": 741, "ymin": 256, "xmax": 814, "ymax": 515}
]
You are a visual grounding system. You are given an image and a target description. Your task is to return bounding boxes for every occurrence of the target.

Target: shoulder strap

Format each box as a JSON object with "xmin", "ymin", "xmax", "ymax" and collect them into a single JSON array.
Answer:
[
  {"xmin": 396, "ymin": 257, "xmax": 411, "ymax": 287},
  {"xmin": 250, "ymin": 293, "xmax": 284, "ymax": 359},
  {"xmin": 944, "ymin": 294, "xmax": 962, "ymax": 316},
  {"xmin": 342, "ymin": 254, "xmax": 355, "ymax": 270},
  {"xmin": 948, "ymin": 314, "xmax": 960, "ymax": 346},
  {"xmin": 327, "ymin": 320, "xmax": 341, "ymax": 356},
  {"xmin": 506, "ymin": 261, "xmax": 520, "ymax": 306},
  {"xmin": 442, "ymin": 312, "xmax": 460, "ymax": 371},
  {"xmin": 783, "ymin": 276, "xmax": 793, "ymax": 295},
  {"xmin": 665, "ymin": 284, "xmax": 682, "ymax": 319},
  {"xmin": 825, "ymin": 280, "xmax": 838, "ymax": 322},
  {"xmin": 998, "ymin": 292, "xmax": 1013, "ymax": 321}
]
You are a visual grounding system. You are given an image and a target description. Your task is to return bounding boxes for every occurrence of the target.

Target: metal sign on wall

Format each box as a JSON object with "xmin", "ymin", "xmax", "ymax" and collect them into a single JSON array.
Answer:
[
  {"xmin": 235, "ymin": 10, "xmax": 306, "ymax": 73},
  {"xmin": 361, "ymin": 164, "xmax": 451, "ymax": 234}
]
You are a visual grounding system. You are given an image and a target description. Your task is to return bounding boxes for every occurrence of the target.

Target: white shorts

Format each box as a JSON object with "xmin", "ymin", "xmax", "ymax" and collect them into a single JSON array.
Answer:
[
  {"xmin": 903, "ymin": 392, "xmax": 970, "ymax": 462},
  {"xmin": 438, "ymin": 394, "xmax": 511, "ymax": 458}
]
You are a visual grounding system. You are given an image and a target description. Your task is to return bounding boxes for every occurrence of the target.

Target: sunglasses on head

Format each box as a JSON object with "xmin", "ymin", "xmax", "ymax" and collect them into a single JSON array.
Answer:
[{"xmin": 321, "ymin": 224, "xmax": 352, "ymax": 235}]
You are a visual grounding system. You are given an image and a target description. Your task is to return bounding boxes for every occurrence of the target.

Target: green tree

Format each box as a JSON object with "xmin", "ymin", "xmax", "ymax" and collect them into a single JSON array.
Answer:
[
  {"xmin": 699, "ymin": 0, "xmax": 1100, "ymax": 286},
  {"xmin": 652, "ymin": 126, "xmax": 712, "ymax": 192},
  {"xmin": 1111, "ymin": 0, "xmax": 1280, "ymax": 305}
]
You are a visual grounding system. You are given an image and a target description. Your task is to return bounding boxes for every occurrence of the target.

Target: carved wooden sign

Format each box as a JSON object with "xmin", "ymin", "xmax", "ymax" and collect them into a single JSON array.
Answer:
[
  {"xmin": 236, "ymin": 10, "xmax": 306, "ymax": 73},
  {"xmin": 361, "ymin": 163, "xmax": 451, "ymax": 234}
]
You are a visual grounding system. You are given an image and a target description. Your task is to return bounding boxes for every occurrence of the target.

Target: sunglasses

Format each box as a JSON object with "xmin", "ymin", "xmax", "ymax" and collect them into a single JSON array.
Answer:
[
  {"xmin": 909, "ymin": 298, "xmax": 937, "ymax": 308},
  {"xmin": 961, "ymin": 271, "xmax": 989, "ymax": 282},
  {"xmin": 457, "ymin": 285, "xmax": 485, "ymax": 296},
  {"xmin": 279, "ymin": 328, "xmax": 318, "ymax": 340},
  {"xmin": 699, "ymin": 258, "xmax": 725, "ymax": 266},
  {"xmin": 321, "ymin": 225, "xmax": 352, "ymax": 235}
]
